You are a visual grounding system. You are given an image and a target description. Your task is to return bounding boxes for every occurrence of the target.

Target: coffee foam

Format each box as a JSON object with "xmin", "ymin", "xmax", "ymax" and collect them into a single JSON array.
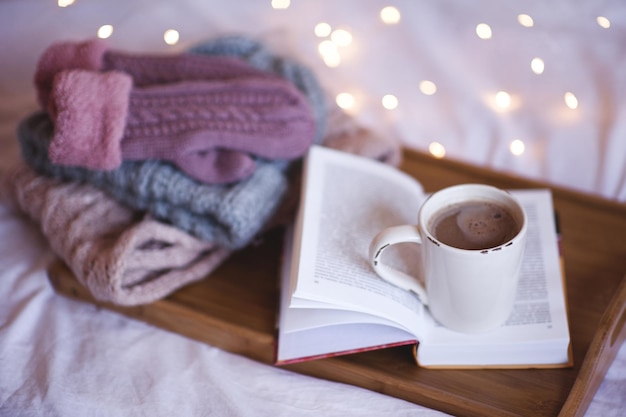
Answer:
[{"xmin": 455, "ymin": 203, "xmax": 514, "ymax": 247}]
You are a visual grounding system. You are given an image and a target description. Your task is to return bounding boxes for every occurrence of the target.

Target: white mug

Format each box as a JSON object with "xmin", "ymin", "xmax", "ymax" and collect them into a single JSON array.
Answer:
[{"xmin": 369, "ymin": 184, "xmax": 528, "ymax": 333}]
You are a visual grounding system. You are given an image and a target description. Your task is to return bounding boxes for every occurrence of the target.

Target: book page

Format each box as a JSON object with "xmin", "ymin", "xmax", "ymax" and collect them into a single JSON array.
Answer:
[
  {"xmin": 419, "ymin": 189, "xmax": 571, "ymax": 366},
  {"xmin": 277, "ymin": 225, "xmax": 416, "ymax": 363},
  {"xmin": 291, "ymin": 146, "xmax": 428, "ymax": 338}
]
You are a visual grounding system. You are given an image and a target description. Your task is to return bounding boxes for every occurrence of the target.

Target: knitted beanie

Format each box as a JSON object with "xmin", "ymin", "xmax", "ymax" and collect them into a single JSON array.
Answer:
[{"xmin": 2, "ymin": 163, "xmax": 232, "ymax": 306}]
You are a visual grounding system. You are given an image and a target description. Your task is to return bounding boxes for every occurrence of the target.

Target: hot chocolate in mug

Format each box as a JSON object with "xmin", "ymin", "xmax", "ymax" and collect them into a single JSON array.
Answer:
[{"xmin": 369, "ymin": 184, "xmax": 528, "ymax": 333}]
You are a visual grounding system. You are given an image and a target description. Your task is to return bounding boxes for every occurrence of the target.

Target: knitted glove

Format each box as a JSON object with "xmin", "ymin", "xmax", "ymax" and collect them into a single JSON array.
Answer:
[
  {"xmin": 20, "ymin": 36, "xmax": 328, "ymax": 249},
  {"xmin": 35, "ymin": 36, "xmax": 327, "ymax": 147},
  {"xmin": 1, "ymin": 163, "xmax": 232, "ymax": 306},
  {"xmin": 48, "ymin": 69, "xmax": 316, "ymax": 183}
]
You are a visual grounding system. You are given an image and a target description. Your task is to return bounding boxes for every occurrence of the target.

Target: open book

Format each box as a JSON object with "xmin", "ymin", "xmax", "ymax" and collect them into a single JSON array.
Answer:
[{"xmin": 276, "ymin": 146, "xmax": 572, "ymax": 369}]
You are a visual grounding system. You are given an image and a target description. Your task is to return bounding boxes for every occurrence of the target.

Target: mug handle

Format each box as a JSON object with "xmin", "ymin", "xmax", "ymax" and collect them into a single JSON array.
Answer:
[{"xmin": 369, "ymin": 225, "xmax": 429, "ymax": 305}]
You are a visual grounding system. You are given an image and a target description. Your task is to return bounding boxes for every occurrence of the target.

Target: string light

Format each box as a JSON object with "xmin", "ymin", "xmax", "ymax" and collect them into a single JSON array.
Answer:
[
  {"xmin": 517, "ymin": 14, "xmax": 534, "ymax": 28},
  {"xmin": 476, "ymin": 23, "xmax": 492, "ymax": 40},
  {"xmin": 382, "ymin": 94, "xmax": 398, "ymax": 110},
  {"xmin": 531, "ymin": 57, "xmax": 545, "ymax": 75},
  {"xmin": 97, "ymin": 25, "xmax": 114, "ymax": 39},
  {"xmin": 336, "ymin": 92, "xmax": 355, "ymax": 110},
  {"xmin": 597, "ymin": 16, "xmax": 611, "ymax": 29},
  {"xmin": 314, "ymin": 22, "xmax": 332, "ymax": 38},
  {"xmin": 163, "ymin": 29, "xmax": 180, "ymax": 45},
  {"xmin": 330, "ymin": 28, "xmax": 353, "ymax": 47},
  {"xmin": 564, "ymin": 92, "xmax": 578, "ymax": 110},
  {"xmin": 316, "ymin": 26, "xmax": 353, "ymax": 68},
  {"xmin": 419, "ymin": 80, "xmax": 437, "ymax": 95},
  {"xmin": 72, "ymin": 5, "xmax": 605, "ymax": 184},
  {"xmin": 271, "ymin": 0, "xmax": 290, "ymax": 10},
  {"xmin": 318, "ymin": 40, "xmax": 341, "ymax": 67},
  {"xmin": 495, "ymin": 91, "xmax": 512, "ymax": 109},
  {"xmin": 380, "ymin": 6, "xmax": 401, "ymax": 25},
  {"xmin": 429, "ymin": 142, "xmax": 446, "ymax": 158},
  {"xmin": 510, "ymin": 139, "xmax": 525, "ymax": 156}
]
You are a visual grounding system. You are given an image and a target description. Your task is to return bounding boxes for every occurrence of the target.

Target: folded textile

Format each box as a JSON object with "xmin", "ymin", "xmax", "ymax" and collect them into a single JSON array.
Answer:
[
  {"xmin": 49, "ymin": 69, "xmax": 316, "ymax": 183},
  {"xmin": 19, "ymin": 111, "xmax": 289, "ymax": 250},
  {"xmin": 20, "ymin": 36, "xmax": 328, "ymax": 249},
  {"xmin": 34, "ymin": 37, "xmax": 325, "ymax": 184},
  {"xmin": 1, "ymin": 163, "xmax": 232, "ymax": 306}
]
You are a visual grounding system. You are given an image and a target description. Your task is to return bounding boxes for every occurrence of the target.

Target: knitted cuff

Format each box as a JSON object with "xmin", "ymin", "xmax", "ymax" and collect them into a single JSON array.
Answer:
[
  {"xmin": 3, "ymin": 163, "xmax": 232, "ymax": 306},
  {"xmin": 49, "ymin": 70, "xmax": 132, "ymax": 170},
  {"xmin": 34, "ymin": 38, "xmax": 107, "ymax": 108}
]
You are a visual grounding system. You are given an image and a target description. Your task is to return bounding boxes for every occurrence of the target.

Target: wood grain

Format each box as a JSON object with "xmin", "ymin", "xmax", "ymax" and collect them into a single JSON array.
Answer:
[{"xmin": 47, "ymin": 149, "xmax": 626, "ymax": 417}]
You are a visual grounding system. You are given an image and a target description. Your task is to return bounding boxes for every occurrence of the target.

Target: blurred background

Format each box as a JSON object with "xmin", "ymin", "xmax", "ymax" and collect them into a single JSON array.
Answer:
[{"xmin": 1, "ymin": 0, "xmax": 625, "ymax": 201}]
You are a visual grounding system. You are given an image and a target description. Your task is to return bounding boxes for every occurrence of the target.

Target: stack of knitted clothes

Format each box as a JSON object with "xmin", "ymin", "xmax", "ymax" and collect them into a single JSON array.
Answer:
[{"xmin": 1, "ymin": 35, "xmax": 401, "ymax": 306}]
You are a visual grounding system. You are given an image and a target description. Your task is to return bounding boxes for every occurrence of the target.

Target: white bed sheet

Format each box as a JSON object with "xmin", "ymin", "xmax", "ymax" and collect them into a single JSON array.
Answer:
[{"xmin": 1, "ymin": 1, "xmax": 624, "ymax": 416}]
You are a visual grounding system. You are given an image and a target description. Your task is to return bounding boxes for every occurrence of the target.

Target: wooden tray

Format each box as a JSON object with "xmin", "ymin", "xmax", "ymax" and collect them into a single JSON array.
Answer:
[{"xmin": 47, "ymin": 149, "xmax": 626, "ymax": 417}]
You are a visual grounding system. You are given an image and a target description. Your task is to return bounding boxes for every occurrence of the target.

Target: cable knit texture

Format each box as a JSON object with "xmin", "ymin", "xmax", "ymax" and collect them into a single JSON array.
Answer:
[
  {"xmin": 35, "ymin": 35, "xmax": 329, "ymax": 162},
  {"xmin": 1, "ymin": 163, "xmax": 232, "ymax": 306},
  {"xmin": 189, "ymin": 35, "xmax": 327, "ymax": 146},
  {"xmin": 37, "ymin": 38, "xmax": 320, "ymax": 184},
  {"xmin": 48, "ymin": 69, "xmax": 316, "ymax": 182},
  {"xmin": 18, "ymin": 35, "xmax": 330, "ymax": 249}
]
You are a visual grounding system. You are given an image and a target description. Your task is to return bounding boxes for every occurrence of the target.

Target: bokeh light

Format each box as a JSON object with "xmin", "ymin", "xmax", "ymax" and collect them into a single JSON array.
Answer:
[
  {"xmin": 597, "ymin": 16, "xmax": 611, "ymax": 29},
  {"xmin": 419, "ymin": 80, "xmax": 437, "ymax": 95},
  {"xmin": 97, "ymin": 25, "xmax": 114, "ymax": 39},
  {"xmin": 476, "ymin": 23, "xmax": 492, "ymax": 39},
  {"xmin": 564, "ymin": 92, "xmax": 578, "ymax": 109},
  {"xmin": 382, "ymin": 94, "xmax": 398, "ymax": 110},
  {"xmin": 531, "ymin": 57, "xmax": 545, "ymax": 74},
  {"xmin": 271, "ymin": 0, "xmax": 290, "ymax": 10},
  {"xmin": 517, "ymin": 14, "xmax": 534, "ymax": 28},
  {"xmin": 314, "ymin": 22, "xmax": 332, "ymax": 37},
  {"xmin": 429, "ymin": 142, "xmax": 446, "ymax": 158},
  {"xmin": 163, "ymin": 29, "xmax": 180, "ymax": 45},
  {"xmin": 318, "ymin": 40, "xmax": 341, "ymax": 67},
  {"xmin": 380, "ymin": 6, "xmax": 401, "ymax": 24},
  {"xmin": 495, "ymin": 91, "xmax": 512, "ymax": 109},
  {"xmin": 336, "ymin": 92, "xmax": 355, "ymax": 110},
  {"xmin": 510, "ymin": 139, "xmax": 525, "ymax": 156},
  {"xmin": 330, "ymin": 28, "xmax": 353, "ymax": 47}
]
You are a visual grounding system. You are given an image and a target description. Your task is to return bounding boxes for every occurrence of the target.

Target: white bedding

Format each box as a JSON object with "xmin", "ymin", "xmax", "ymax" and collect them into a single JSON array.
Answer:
[{"xmin": 1, "ymin": 1, "xmax": 624, "ymax": 416}]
